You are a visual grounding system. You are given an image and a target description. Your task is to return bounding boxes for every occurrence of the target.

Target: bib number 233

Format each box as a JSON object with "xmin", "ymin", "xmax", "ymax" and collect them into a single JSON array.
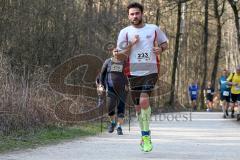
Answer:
[{"xmin": 137, "ymin": 52, "xmax": 151, "ymax": 62}]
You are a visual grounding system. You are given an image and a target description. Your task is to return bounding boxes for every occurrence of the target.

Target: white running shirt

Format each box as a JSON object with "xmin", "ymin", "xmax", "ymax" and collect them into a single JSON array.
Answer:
[{"xmin": 117, "ymin": 24, "xmax": 168, "ymax": 76}]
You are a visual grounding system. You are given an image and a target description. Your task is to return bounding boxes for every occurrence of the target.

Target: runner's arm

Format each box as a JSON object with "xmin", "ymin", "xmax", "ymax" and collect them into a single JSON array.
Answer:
[
  {"xmin": 99, "ymin": 59, "xmax": 110, "ymax": 89},
  {"xmin": 218, "ymin": 79, "xmax": 221, "ymax": 91},
  {"xmin": 155, "ymin": 26, "xmax": 168, "ymax": 53},
  {"xmin": 114, "ymin": 34, "xmax": 139, "ymax": 60}
]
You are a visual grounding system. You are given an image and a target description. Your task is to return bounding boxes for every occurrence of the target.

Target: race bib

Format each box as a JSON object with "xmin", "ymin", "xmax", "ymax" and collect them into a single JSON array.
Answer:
[
  {"xmin": 236, "ymin": 86, "xmax": 240, "ymax": 91},
  {"xmin": 192, "ymin": 91, "xmax": 197, "ymax": 95},
  {"xmin": 223, "ymin": 91, "xmax": 229, "ymax": 96},
  {"xmin": 110, "ymin": 64, "xmax": 123, "ymax": 72},
  {"xmin": 137, "ymin": 52, "xmax": 151, "ymax": 62},
  {"xmin": 207, "ymin": 90, "xmax": 211, "ymax": 94}
]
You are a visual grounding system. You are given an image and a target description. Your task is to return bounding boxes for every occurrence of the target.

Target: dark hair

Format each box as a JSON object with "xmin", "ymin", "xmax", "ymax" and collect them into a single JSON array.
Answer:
[{"xmin": 127, "ymin": 2, "xmax": 144, "ymax": 13}]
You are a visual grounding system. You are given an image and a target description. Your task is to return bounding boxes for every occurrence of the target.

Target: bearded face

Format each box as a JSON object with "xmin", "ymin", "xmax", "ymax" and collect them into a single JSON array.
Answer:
[{"xmin": 128, "ymin": 8, "xmax": 143, "ymax": 26}]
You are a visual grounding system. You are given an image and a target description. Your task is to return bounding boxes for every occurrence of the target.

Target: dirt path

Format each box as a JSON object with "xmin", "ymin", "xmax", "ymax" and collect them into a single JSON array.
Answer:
[{"xmin": 1, "ymin": 112, "xmax": 240, "ymax": 160}]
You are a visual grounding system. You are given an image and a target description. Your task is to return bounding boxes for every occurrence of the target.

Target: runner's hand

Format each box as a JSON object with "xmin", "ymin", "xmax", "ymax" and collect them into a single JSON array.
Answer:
[
  {"xmin": 113, "ymin": 48, "xmax": 128, "ymax": 61},
  {"xmin": 132, "ymin": 35, "xmax": 140, "ymax": 45},
  {"xmin": 125, "ymin": 85, "xmax": 129, "ymax": 92},
  {"xmin": 97, "ymin": 85, "xmax": 105, "ymax": 95},
  {"xmin": 153, "ymin": 46, "xmax": 162, "ymax": 55}
]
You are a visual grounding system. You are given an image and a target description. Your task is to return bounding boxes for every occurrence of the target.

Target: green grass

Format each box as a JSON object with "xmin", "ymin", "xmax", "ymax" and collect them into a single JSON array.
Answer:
[{"xmin": 0, "ymin": 123, "xmax": 106, "ymax": 153}]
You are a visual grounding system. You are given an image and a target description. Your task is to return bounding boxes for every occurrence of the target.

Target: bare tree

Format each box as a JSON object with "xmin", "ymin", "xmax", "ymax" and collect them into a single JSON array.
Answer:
[
  {"xmin": 211, "ymin": 0, "xmax": 226, "ymax": 87},
  {"xmin": 169, "ymin": 1, "xmax": 185, "ymax": 106},
  {"xmin": 227, "ymin": 0, "xmax": 240, "ymax": 51},
  {"xmin": 199, "ymin": 0, "xmax": 209, "ymax": 109}
]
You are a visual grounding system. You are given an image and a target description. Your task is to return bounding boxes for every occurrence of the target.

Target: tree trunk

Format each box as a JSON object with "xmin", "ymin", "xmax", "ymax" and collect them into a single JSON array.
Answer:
[
  {"xmin": 227, "ymin": 0, "xmax": 240, "ymax": 52},
  {"xmin": 200, "ymin": 0, "xmax": 209, "ymax": 109},
  {"xmin": 211, "ymin": 0, "xmax": 225, "ymax": 87},
  {"xmin": 169, "ymin": 2, "xmax": 182, "ymax": 106}
]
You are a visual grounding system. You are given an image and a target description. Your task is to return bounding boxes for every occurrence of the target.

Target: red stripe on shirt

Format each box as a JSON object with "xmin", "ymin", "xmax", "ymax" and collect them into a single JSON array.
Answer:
[{"xmin": 124, "ymin": 32, "xmax": 131, "ymax": 76}]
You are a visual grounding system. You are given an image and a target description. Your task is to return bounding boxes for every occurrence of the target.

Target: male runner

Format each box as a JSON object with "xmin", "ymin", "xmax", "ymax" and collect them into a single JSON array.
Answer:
[
  {"xmin": 204, "ymin": 81, "xmax": 215, "ymax": 112},
  {"xmin": 218, "ymin": 69, "xmax": 231, "ymax": 118},
  {"xmin": 114, "ymin": 2, "xmax": 168, "ymax": 152},
  {"xmin": 227, "ymin": 65, "xmax": 240, "ymax": 121},
  {"xmin": 99, "ymin": 56, "xmax": 128, "ymax": 135},
  {"xmin": 188, "ymin": 80, "xmax": 199, "ymax": 111}
]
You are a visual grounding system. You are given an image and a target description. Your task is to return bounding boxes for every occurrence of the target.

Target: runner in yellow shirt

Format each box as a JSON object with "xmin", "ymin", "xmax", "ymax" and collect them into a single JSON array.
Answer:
[{"xmin": 227, "ymin": 65, "xmax": 240, "ymax": 121}]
